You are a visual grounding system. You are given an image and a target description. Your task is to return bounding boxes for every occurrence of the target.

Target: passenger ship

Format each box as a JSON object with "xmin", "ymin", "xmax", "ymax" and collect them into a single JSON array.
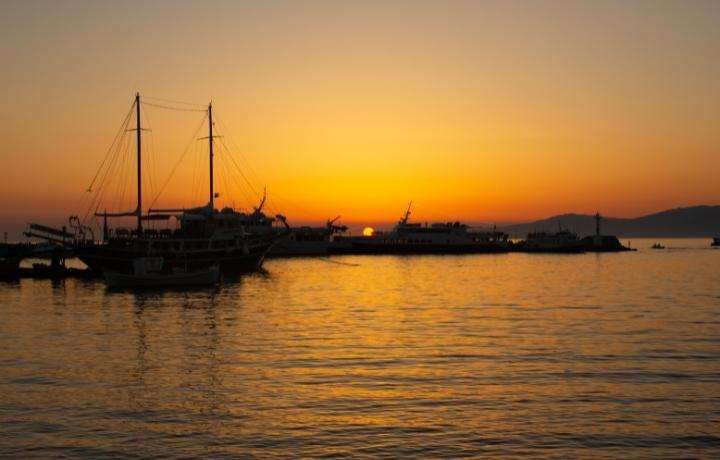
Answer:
[{"xmin": 332, "ymin": 203, "xmax": 509, "ymax": 255}]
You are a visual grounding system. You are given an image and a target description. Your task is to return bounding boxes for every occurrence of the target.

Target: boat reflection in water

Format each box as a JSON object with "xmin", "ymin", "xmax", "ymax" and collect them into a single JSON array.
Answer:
[{"xmin": 104, "ymin": 257, "xmax": 220, "ymax": 288}]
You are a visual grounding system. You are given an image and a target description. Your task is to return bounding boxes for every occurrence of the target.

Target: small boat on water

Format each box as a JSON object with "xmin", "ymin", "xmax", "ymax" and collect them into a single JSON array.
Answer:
[
  {"xmin": 712, "ymin": 237, "xmax": 719, "ymax": 247},
  {"xmin": 650, "ymin": 243, "xmax": 665, "ymax": 250},
  {"xmin": 104, "ymin": 257, "xmax": 220, "ymax": 288}
]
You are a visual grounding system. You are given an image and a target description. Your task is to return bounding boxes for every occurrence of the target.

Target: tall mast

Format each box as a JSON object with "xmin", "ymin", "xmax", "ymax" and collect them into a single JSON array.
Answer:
[
  {"xmin": 208, "ymin": 102, "xmax": 214, "ymax": 210},
  {"xmin": 135, "ymin": 92, "xmax": 142, "ymax": 234}
]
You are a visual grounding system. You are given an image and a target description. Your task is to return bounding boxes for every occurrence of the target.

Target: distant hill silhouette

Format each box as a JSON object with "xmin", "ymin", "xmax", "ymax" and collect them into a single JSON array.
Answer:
[{"xmin": 498, "ymin": 205, "xmax": 720, "ymax": 237}]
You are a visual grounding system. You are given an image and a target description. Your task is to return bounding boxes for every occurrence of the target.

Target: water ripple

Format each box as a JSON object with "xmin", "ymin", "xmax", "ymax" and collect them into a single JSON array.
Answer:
[{"xmin": 1, "ymin": 247, "xmax": 719, "ymax": 458}]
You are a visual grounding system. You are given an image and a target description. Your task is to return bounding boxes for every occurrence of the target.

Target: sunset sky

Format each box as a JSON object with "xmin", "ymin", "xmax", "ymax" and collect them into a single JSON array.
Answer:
[{"xmin": 1, "ymin": 0, "xmax": 719, "ymax": 237}]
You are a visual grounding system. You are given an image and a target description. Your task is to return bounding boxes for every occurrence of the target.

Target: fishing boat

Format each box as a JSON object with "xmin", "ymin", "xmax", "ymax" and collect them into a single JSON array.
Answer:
[
  {"xmin": 331, "ymin": 203, "xmax": 509, "ymax": 255},
  {"xmin": 104, "ymin": 257, "xmax": 219, "ymax": 288},
  {"xmin": 650, "ymin": 243, "xmax": 665, "ymax": 250},
  {"xmin": 65, "ymin": 94, "xmax": 279, "ymax": 274},
  {"xmin": 517, "ymin": 228, "xmax": 585, "ymax": 253}
]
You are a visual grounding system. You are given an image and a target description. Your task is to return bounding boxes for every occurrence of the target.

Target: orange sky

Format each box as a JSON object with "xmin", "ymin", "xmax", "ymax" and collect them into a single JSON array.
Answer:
[{"xmin": 1, "ymin": 1, "xmax": 719, "ymax": 237}]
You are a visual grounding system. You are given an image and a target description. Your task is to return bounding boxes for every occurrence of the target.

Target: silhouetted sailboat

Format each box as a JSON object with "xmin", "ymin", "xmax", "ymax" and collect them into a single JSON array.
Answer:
[{"xmin": 73, "ymin": 94, "xmax": 278, "ymax": 274}]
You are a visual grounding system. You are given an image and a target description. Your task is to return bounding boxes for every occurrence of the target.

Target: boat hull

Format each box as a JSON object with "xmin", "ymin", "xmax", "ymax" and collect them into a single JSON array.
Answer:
[{"xmin": 76, "ymin": 237, "xmax": 273, "ymax": 274}]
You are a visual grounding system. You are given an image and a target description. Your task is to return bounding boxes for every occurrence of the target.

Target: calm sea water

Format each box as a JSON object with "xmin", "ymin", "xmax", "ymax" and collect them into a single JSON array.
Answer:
[{"xmin": 1, "ymin": 239, "xmax": 719, "ymax": 458}]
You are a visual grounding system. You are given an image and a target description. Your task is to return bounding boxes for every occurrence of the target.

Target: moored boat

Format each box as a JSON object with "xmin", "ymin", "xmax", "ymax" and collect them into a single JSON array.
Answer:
[
  {"xmin": 64, "ymin": 94, "xmax": 279, "ymax": 274},
  {"xmin": 712, "ymin": 237, "xmax": 719, "ymax": 247},
  {"xmin": 269, "ymin": 216, "xmax": 348, "ymax": 257}
]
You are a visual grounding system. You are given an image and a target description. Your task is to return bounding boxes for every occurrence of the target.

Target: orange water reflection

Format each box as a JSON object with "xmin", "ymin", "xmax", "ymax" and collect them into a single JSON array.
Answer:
[{"xmin": 1, "ymin": 243, "xmax": 719, "ymax": 456}]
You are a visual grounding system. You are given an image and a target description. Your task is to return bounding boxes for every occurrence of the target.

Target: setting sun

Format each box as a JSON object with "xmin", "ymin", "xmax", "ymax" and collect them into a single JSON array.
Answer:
[{"xmin": 362, "ymin": 227, "xmax": 374, "ymax": 237}]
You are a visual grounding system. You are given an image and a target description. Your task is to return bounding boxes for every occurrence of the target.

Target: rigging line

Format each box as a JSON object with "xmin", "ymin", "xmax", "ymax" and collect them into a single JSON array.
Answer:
[
  {"xmin": 219, "ymin": 123, "xmax": 281, "ymax": 214},
  {"xmin": 145, "ymin": 131, "xmax": 155, "ymax": 205},
  {"xmin": 82, "ymin": 123, "xmax": 131, "ymax": 224},
  {"xmin": 217, "ymin": 151, "xmax": 231, "ymax": 208},
  {"xmin": 217, "ymin": 136, "xmax": 261, "ymax": 198},
  {"xmin": 221, "ymin": 152, "xmax": 237, "ymax": 209},
  {"xmin": 215, "ymin": 116, "xmax": 266, "ymax": 187},
  {"xmin": 140, "ymin": 101, "xmax": 206, "ymax": 113},
  {"xmin": 110, "ymin": 138, "xmax": 124, "ymax": 212},
  {"xmin": 102, "ymin": 131, "xmax": 125, "ymax": 218},
  {"xmin": 189, "ymin": 136, "xmax": 201, "ymax": 205},
  {"xmin": 211, "ymin": 115, "xmax": 261, "ymax": 197},
  {"xmin": 214, "ymin": 115, "xmax": 282, "ymax": 214},
  {"xmin": 220, "ymin": 137, "xmax": 280, "ymax": 216},
  {"xmin": 225, "ymin": 167, "xmax": 256, "ymax": 210},
  {"xmin": 147, "ymin": 113, "xmax": 208, "ymax": 209},
  {"xmin": 141, "ymin": 104, "xmax": 157, "ymax": 205},
  {"xmin": 190, "ymin": 136, "xmax": 203, "ymax": 206},
  {"xmin": 114, "ymin": 136, "xmax": 130, "ymax": 215},
  {"xmin": 97, "ymin": 129, "xmax": 132, "ymax": 218},
  {"xmin": 85, "ymin": 103, "xmax": 134, "ymax": 193},
  {"xmin": 215, "ymin": 150, "xmax": 226, "ymax": 205},
  {"xmin": 216, "ymin": 141, "xmax": 256, "ymax": 207},
  {"xmin": 142, "ymin": 95, "xmax": 207, "ymax": 108}
]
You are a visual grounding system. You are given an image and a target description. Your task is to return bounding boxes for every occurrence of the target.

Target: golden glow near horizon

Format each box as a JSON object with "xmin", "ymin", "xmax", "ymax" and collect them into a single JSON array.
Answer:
[
  {"xmin": 1, "ymin": 1, "xmax": 719, "ymax": 236},
  {"xmin": 363, "ymin": 227, "xmax": 375, "ymax": 237}
]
